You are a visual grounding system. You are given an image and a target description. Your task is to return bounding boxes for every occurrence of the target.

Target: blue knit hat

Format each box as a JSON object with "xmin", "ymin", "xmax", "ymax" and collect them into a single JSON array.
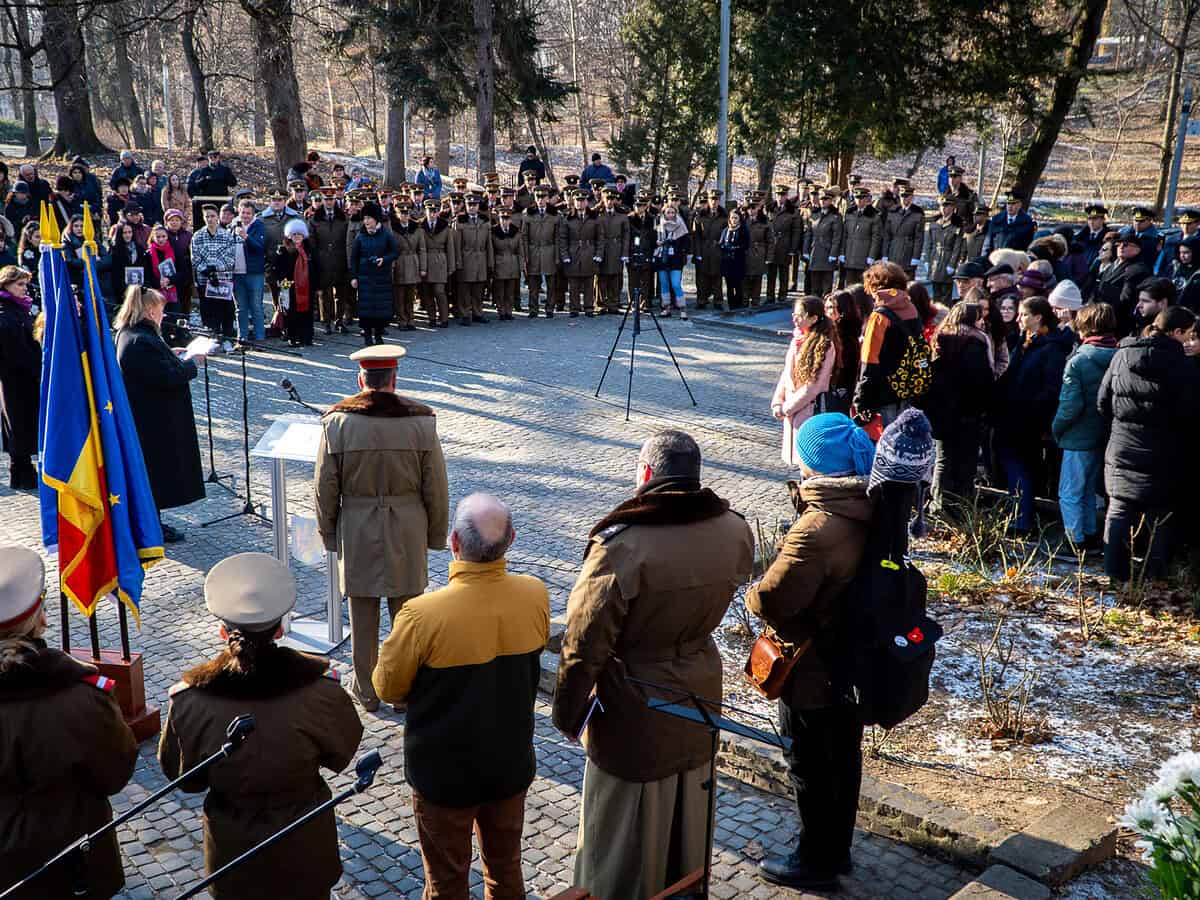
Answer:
[{"xmin": 794, "ymin": 413, "xmax": 876, "ymax": 477}]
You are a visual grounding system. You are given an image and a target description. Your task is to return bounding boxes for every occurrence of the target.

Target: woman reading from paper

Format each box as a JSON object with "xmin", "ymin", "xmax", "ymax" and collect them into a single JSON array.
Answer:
[{"xmin": 114, "ymin": 285, "xmax": 206, "ymax": 543}]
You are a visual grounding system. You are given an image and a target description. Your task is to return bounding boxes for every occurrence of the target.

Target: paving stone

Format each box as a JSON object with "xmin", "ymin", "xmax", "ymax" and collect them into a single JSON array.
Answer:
[
  {"xmin": 989, "ymin": 802, "xmax": 1117, "ymax": 887},
  {"xmin": 949, "ymin": 864, "xmax": 1052, "ymax": 900}
]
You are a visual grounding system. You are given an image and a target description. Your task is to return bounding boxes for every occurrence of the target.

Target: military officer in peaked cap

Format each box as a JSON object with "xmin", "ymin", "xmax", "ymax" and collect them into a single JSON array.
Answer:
[
  {"xmin": 1131, "ymin": 205, "xmax": 1161, "ymax": 263},
  {"xmin": 1076, "ymin": 202, "xmax": 1113, "ymax": 269},
  {"xmin": 1156, "ymin": 207, "xmax": 1200, "ymax": 275},
  {"xmin": 0, "ymin": 547, "xmax": 138, "ymax": 900},
  {"xmin": 159, "ymin": 552, "xmax": 363, "ymax": 900},
  {"xmin": 315, "ymin": 345, "xmax": 449, "ymax": 712}
]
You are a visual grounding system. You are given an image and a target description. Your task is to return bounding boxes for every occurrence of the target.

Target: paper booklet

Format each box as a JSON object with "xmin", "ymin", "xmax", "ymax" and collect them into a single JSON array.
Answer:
[{"xmin": 182, "ymin": 335, "xmax": 220, "ymax": 361}]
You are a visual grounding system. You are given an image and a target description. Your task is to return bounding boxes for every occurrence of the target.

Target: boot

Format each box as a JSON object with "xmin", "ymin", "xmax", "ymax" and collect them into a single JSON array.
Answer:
[{"xmin": 757, "ymin": 847, "xmax": 847, "ymax": 889}]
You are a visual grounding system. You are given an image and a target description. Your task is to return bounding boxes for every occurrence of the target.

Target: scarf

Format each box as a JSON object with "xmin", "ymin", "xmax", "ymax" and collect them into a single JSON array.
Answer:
[
  {"xmin": 1083, "ymin": 335, "xmax": 1118, "ymax": 348},
  {"xmin": 0, "ymin": 288, "xmax": 31, "ymax": 313},
  {"xmin": 293, "ymin": 243, "xmax": 311, "ymax": 312}
]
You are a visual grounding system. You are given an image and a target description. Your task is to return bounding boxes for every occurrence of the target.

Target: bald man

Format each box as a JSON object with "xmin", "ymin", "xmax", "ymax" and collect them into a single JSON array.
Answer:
[{"xmin": 374, "ymin": 493, "xmax": 550, "ymax": 897}]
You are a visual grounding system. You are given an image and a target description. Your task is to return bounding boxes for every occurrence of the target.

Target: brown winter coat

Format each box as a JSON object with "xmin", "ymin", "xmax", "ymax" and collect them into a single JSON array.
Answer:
[
  {"xmin": 455, "ymin": 215, "xmax": 492, "ymax": 282},
  {"xmin": 744, "ymin": 214, "xmax": 773, "ymax": 278},
  {"xmin": 843, "ymin": 205, "xmax": 883, "ymax": 269},
  {"xmin": 745, "ymin": 477, "xmax": 874, "ymax": 709},
  {"xmin": 885, "ymin": 204, "xmax": 927, "ymax": 267},
  {"xmin": 804, "ymin": 208, "xmax": 843, "ymax": 272},
  {"xmin": 594, "ymin": 207, "xmax": 630, "ymax": 275},
  {"xmin": 553, "ymin": 483, "xmax": 754, "ymax": 782},
  {"xmin": 159, "ymin": 646, "xmax": 363, "ymax": 900},
  {"xmin": 521, "ymin": 207, "xmax": 561, "ymax": 275},
  {"xmin": 421, "ymin": 216, "xmax": 457, "ymax": 285},
  {"xmin": 927, "ymin": 216, "xmax": 965, "ymax": 284},
  {"xmin": 693, "ymin": 206, "xmax": 727, "ymax": 276},
  {"xmin": 392, "ymin": 221, "xmax": 427, "ymax": 285},
  {"xmin": 768, "ymin": 205, "xmax": 801, "ymax": 265},
  {"xmin": 314, "ymin": 389, "xmax": 450, "ymax": 598},
  {"xmin": 559, "ymin": 211, "xmax": 600, "ymax": 278},
  {"xmin": 309, "ymin": 207, "xmax": 349, "ymax": 285},
  {"xmin": 491, "ymin": 223, "xmax": 523, "ymax": 280},
  {"xmin": 963, "ymin": 226, "xmax": 986, "ymax": 261},
  {"xmin": 0, "ymin": 641, "xmax": 137, "ymax": 900}
]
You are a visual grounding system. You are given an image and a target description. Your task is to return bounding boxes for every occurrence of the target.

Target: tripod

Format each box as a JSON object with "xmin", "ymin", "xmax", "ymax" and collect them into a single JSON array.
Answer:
[
  {"xmin": 201, "ymin": 340, "xmax": 274, "ymax": 529},
  {"xmin": 201, "ymin": 353, "xmax": 236, "ymax": 496},
  {"xmin": 595, "ymin": 273, "xmax": 696, "ymax": 422}
]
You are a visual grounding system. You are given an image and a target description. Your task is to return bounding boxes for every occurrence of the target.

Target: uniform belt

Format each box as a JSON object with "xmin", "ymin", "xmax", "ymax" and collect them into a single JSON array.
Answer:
[
  {"xmin": 341, "ymin": 494, "xmax": 418, "ymax": 509},
  {"xmin": 618, "ymin": 635, "xmax": 712, "ymax": 663}
]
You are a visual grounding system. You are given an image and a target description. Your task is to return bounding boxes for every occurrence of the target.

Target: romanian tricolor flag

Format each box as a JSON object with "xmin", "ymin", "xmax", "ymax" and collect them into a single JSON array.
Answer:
[{"xmin": 37, "ymin": 202, "xmax": 163, "ymax": 621}]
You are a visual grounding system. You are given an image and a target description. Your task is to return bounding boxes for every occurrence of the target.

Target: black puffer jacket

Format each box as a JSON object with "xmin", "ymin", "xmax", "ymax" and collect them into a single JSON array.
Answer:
[
  {"xmin": 1098, "ymin": 333, "xmax": 1200, "ymax": 506},
  {"xmin": 992, "ymin": 326, "xmax": 1073, "ymax": 453},
  {"xmin": 921, "ymin": 327, "xmax": 994, "ymax": 439}
]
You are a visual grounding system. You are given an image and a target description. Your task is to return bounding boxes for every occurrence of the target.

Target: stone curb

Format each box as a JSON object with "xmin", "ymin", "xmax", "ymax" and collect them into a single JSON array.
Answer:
[
  {"xmin": 688, "ymin": 306, "xmax": 791, "ymax": 338},
  {"xmin": 949, "ymin": 864, "xmax": 1051, "ymax": 900}
]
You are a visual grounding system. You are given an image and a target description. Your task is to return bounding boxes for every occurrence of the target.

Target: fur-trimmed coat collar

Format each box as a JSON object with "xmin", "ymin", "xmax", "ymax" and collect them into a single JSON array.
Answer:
[
  {"xmin": 587, "ymin": 478, "xmax": 731, "ymax": 549},
  {"xmin": 0, "ymin": 639, "xmax": 98, "ymax": 700},
  {"xmin": 183, "ymin": 644, "xmax": 330, "ymax": 699},
  {"xmin": 324, "ymin": 389, "xmax": 435, "ymax": 418}
]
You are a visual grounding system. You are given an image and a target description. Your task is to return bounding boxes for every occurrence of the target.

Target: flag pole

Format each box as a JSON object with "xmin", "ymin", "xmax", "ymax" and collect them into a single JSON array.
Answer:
[
  {"xmin": 60, "ymin": 594, "xmax": 70, "ymax": 653},
  {"xmin": 87, "ymin": 609, "xmax": 101, "ymax": 661},
  {"xmin": 117, "ymin": 600, "xmax": 131, "ymax": 662}
]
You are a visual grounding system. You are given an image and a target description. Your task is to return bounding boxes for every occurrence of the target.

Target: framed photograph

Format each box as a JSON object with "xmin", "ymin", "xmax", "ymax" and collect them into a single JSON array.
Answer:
[
  {"xmin": 157, "ymin": 258, "xmax": 176, "ymax": 280},
  {"xmin": 206, "ymin": 279, "xmax": 233, "ymax": 301},
  {"xmin": 124, "ymin": 267, "xmax": 144, "ymax": 286}
]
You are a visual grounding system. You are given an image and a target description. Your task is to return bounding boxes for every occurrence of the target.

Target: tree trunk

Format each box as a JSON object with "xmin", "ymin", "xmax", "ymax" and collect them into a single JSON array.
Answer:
[
  {"xmin": 567, "ymin": 0, "xmax": 587, "ymax": 164},
  {"xmin": 144, "ymin": 19, "xmax": 162, "ymax": 144},
  {"xmin": 43, "ymin": 0, "xmax": 107, "ymax": 156},
  {"xmin": 755, "ymin": 145, "xmax": 776, "ymax": 192},
  {"xmin": 384, "ymin": 94, "xmax": 406, "ymax": 187},
  {"xmin": 1154, "ymin": 7, "xmax": 1197, "ymax": 211},
  {"xmin": 181, "ymin": 0, "xmax": 214, "ymax": 149},
  {"xmin": 111, "ymin": 7, "xmax": 151, "ymax": 148},
  {"xmin": 244, "ymin": 0, "xmax": 307, "ymax": 186},
  {"xmin": 13, "ymin": 2, "xmax": 39, "ymax": 155},
  {"xmin": 667, "ymin": 143, "xmax": 693, "ymax": 197},
  {"xmin": 1012, "ymin": 0, "xmax": 1108, "ymax": 198},
  {"xmin": 473, "ymin": 0, "xmax": 496, "ymax": 181},
  {"xmin": 434, "ymin": 113, "xmax": 451, "ymax": 173},
  {"xmin": 252, "ymin": 85, "xmax": 266, "ymax": 146}
]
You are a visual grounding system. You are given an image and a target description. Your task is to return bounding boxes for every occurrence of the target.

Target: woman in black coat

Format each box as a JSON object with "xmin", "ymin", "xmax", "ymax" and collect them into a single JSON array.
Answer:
[
  {"xmin": 991, "ymin": 296, "xmax": 1073, "ymax": 534},
  {"xmin": 349, "ymin": 203, "xmax": 398, "ymax": 346},
  {"xmin": 268, "ymin": 220, "xmax": 321, "ymax": 347},
  {"xmin": 109, "ymin": 222, "xmax": 151, "ymax": 306},
  {"xmin": 0, "ymin": 266, "xmax": 40, "ymax": 489},
  {"xmin": 114, "ymin": 286, "xmax": 206, "ymax": 543},
  {"xmin": 1098, "ymin": 306, "xmax": 1200, "ymax": 583},
  {"xmin": 718, "ymin": 209, "xmax": 750, "ymax": 308}
]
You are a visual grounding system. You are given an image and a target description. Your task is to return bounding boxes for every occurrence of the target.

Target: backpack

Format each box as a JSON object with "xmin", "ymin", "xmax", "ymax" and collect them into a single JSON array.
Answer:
[
  {"xmin": 878, "ymin": 307, "xmax": 933, "ymax": 400},
  {"xmin": 834, "ymin": 482, "xmax": 941, "ymax": 729}
]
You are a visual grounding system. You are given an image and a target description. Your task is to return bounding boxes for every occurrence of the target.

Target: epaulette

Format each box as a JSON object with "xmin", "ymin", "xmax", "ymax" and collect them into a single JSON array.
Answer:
[
  {"xmin": 168, "ymin": 680, "xmax": 191, "ymax": 698},
  {"xmin": 321, "ymin": 667, "xmax": 341, "ymax": 682},
  {"xmin": 82, "ymin": 673, "xmax": 117, "ymax": 693},
  {"xmin": 593, "ymin": 523, "xmax": 629, "ymax": 544}
]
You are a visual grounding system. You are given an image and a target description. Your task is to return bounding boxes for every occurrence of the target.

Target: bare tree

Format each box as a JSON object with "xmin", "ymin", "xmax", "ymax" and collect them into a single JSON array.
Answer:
[
  {"xmin": 473, "ymin": 0, "xmax": 495, "ymax": 180},
  {"xmin": 43, "ymin": 0, "xmax": 107, "ymax": 155},
  {"xmin": 239, "ymin": 0, "xmax": 307, "ymax": 184}
]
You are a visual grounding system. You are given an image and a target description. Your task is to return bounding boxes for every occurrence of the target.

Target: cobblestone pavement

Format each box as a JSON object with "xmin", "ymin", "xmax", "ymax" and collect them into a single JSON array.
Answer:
[{"xmin": 0, "ymin": 298, "xmax": 972, "ymax": 898}]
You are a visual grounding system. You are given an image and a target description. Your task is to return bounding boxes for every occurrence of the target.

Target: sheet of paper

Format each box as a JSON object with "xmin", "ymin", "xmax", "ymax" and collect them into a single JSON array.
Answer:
[
  {"xmin": 182, "ymin": 336, "xmax": 220, "ymax": 361},
  {"xmin": 575, "ymin": 695, "xmax": 605, "ymax": 741},
  {"xmin": 272, "ymin": 422, "xmax": 324, "ymax": 461}
]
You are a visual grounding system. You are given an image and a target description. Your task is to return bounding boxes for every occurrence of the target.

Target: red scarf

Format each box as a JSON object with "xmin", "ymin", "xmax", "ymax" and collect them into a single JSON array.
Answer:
[
  {"xmin": 1083, "ymin": 335, "xmax": 1117, "ymax": 348},
  {"xmin": 293, "ymin": 244, "xmax": 311, "ymax": 313}
]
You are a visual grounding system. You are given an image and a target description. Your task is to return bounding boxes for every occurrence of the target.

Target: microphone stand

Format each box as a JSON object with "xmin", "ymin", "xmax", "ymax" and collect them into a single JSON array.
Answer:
[
  {"xmin": 280, "ymin": 378, "xmax": 326, "ymax": 416},
  {"xmin": 189, "ymin": 324, "xmax": 236, "ymax": 496},
  {"xmin": 175, "ymin": 750, "xmax": 384, "ymax": 899},
  {"xmin": 1, "ymin": 715, "xmax": 256, "ymax": 900}
]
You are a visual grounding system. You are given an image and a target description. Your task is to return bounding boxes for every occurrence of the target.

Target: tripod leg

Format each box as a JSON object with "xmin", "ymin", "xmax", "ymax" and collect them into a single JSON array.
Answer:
[
  {"xmin": 204, "ymin": 363, "xmax": 218, "ymax": 481},
  {"xmin": 594, "ymin": 300, "xmax": 634, "ymax": 398},
  {"xmin": 241, "ymin": 349, "xmax": 252, "ymax": 512},
  {"xmin": 625, "ymin": 308, "xmax": 639, "ymax": 422},
  {"xmin": 646, "ymin": 307, "xmax": 698, "ymax": 406}
]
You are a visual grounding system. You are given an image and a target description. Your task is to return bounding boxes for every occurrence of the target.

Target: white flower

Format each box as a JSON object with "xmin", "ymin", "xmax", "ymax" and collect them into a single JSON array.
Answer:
[
  {"xmin": 1154, "ymin": 820, "xmax": 1183, "ymax": 846},
  {"xmin": 1148, "ymin": 777, "xmax": 1180, "ymax": 804},
  {"xmin": 1171, "ymin": 849, "xmax": 1186, "ymax": 862},
  {"xmin": 1123, "ymin": 795, "xmax": 1167, "ymax": 833},
  {"xmin": 1134, "ymin": 838, "xmax": 1156, "ymax": 863}
]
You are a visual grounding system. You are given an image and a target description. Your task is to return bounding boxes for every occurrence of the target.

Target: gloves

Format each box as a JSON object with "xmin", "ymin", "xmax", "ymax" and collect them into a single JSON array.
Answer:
[
  {"xmin": 802, "ymin": 254, "xmax": 810, "ymax": 263},
  {"xmin": 621, "ymin": 256, "xmax": 629, "ymax": 263},
  {"xmin": 910, "ymin": 258, "xmax": 920, "ymax": 267},
  {"xmin": 947, "ymin": 266, "xmax": 955, "ymax": 275},
  {"xmin": 694, "ymin": 255, "xmax": 702, "ymax": 261},
  {"xmin": 838, "ymin": 255, "xmax": 845, "ymax": 263},
  {"xmin": 563, "ymin": 257, "xmax": 571, "ymax": 264},
  {"xmin": 828, "ymin": 256, "xmax": 837, "ymax": 263},
  {"xmin": 881, "ymin": 256, "xmax": 889, "ymax": 263},
  {"xmin": 593, "ymin": 256, "xmax": 602, "ymax": 263},
  {"xmin": 866, "ymin": 257, "xmax": 875, "ymax": 265}
]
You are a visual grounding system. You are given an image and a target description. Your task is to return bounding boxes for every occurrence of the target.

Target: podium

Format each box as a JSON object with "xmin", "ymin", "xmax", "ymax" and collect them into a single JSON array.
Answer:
[{"xmin": 250, "ymin": 413, "xmax": 347, "ymax": 654}]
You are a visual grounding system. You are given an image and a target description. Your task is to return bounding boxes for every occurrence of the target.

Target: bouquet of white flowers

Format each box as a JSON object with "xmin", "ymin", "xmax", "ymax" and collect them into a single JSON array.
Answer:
[{"xmin": 1121, "ymin": 751, "xmax": 1200, "ymax": 898}]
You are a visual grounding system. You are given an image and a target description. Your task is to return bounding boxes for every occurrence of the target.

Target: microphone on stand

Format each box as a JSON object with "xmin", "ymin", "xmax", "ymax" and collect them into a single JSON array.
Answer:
[{"xmin": 279, "ymin": 378, "xmax": 325, "ymax": 416}]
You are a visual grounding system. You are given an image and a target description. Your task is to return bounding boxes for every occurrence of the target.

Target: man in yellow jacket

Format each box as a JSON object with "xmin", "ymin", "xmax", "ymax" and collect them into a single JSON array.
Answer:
[{"xmin": 374, "ymin": 493, "xmax": 549, "ymax": 898}]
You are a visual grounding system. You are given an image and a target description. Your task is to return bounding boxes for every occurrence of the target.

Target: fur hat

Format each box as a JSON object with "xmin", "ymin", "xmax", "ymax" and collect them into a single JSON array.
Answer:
[
  {"xmin": 988, "ymin": 247, "xmax": 1029, "ymax": 276},
  {"xmin": 283, "ymin": 218, "xmax": 309, "ymax": 239}
]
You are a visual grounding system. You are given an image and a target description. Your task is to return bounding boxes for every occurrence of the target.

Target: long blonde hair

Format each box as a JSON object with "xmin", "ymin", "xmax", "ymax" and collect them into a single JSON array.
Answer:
[{"xmin": 113, "ymin": 285, "xmax": 166, "ymax": 331}]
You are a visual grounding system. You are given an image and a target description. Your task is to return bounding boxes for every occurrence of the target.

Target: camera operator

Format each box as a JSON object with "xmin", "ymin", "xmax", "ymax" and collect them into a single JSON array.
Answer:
[
  {"xmin": 190, "ymin": 204, "xmax": 237, "ymax": 337},
  {"xmin": 655, "ymin": 203, "xmax": 691, "ymax": 318},
  {"xmin": 0, "ymin": 547, "xmax": 138, "ymax": 900}
]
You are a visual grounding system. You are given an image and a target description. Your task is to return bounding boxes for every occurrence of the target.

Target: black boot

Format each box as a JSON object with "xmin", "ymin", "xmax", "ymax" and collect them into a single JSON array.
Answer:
[{"xmin": 757, "ymin": 847, "xmax": 845, "ymax": 889}]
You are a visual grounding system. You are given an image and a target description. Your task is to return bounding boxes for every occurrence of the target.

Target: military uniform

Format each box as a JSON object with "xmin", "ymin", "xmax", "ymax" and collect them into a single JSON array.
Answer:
[
  {"xmin": 841, "ymin": 189, "xmax": 882, "ymax": 286},
  {"xmin": 521, "ymin": 188, "xmax": 562, "ymax": 317},
  {"xmin": 455, "ymin": 201, "xmax": 492, "ymax": 324},
  {"xmin": 559, "ymin": 193, "xmax": 601, "ymax": 314},
  {"xmin": 803, "ymin": 193, "xmax": 843, "ymax": 297},
  {"xmin": 884, "ymin": 192, "xmax": 926, "ymax": 278},
  {"xmin": 420, "ymin": 202, "xmax": 457, "ymax": 327},
  {"xmin": 693, "ymin": 193, "xmax": 727, "ymax": 308},
  {"xmin": 742, "ymin": 202, "xmax": 773, "ymax": 305},
  {"xmin": 314, "ymin": 346, "xmax": 451, "ymax": 709},
  {"xmin": 391, "ymin": 207, "xmax": 427, "ymax": 330},
  {"xmin": 1132, "ymin": 206, "xmax": 1161, "ymax": 263},
  {"xmin": 491, "ymin": 211, "xmax": 522, "ymax": 319},
  {"xmin": 594, "ymin": 189, "xmax": 630, "ymax": 312},
  {"xmin": 962, "ymin": 206, "xmax": 989, "ymax": 261},
  {"xmin": 945, "ymin": 166, "xmax": 979, "ymax": 223},
  {"xmin": 0, "ymin": 548, "xmax": 138, "ymax": 900},
  {"xmin": 1075, "ymin": 203, "xmax": 1112, "ymax": 270},
  {"xmin": 766, "ymin": 187, "xmax": 800, "ymax": 301},
  {"xmin": 926, "ymin": 198, "xmax": 965, "ymax": 303},
  {"xmin": 158, "ymin": 553, "xmax": 364, "ymax": 900},
  {"xmin": 627, "ymin": 194, "xmax": 658, "ymax": 309}
]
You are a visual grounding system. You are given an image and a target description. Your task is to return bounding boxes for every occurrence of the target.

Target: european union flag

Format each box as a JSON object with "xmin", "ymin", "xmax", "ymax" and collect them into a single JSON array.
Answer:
[{"xmin": 37, "ymin": 203, "xmax": 163, "ymax": 621}]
